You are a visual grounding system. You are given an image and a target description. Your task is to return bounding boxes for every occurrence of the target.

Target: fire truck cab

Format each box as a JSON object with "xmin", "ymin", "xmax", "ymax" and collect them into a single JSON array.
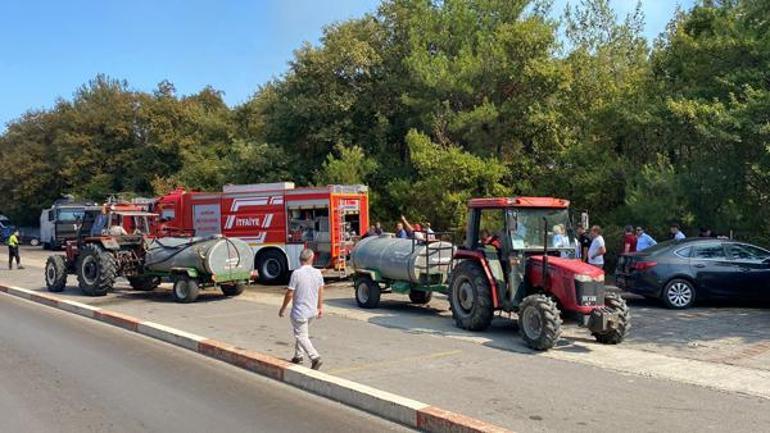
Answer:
[{"xmin": 153, "ymin": 182, "xmax": 369, "ymax": 284}]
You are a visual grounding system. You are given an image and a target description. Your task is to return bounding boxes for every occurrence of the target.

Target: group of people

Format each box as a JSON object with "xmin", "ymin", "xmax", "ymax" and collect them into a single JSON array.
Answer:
[
  {"xmin": 575, "ymin": 225, "xmax": 608, "ymax": 269},
  {"xmin": 621, "ymin": 222, "xmax": 708, "ymax": 254},
  {"xmin": 364, "ymin": 216, "xmax": 435, "ymax": 241}
]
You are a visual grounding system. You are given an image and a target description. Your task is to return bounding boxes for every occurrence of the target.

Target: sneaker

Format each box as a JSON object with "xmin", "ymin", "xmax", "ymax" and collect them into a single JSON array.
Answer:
[
  {"xmin": 17, "ymin": 265, "xmax": 24, "ymax": 270},
  {"xmin": 290, "ymin": 356, "xmax": 304, "ymax": 364},
  {"xmin": 311, "ymin": 357, "xmax": 323, "ymax": 370}
]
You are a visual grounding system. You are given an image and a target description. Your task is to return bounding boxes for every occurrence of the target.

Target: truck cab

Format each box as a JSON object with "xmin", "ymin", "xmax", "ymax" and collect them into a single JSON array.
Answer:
[{"xmin": 40, "ymin": 199, "xmax": 96, "ymax": 250}]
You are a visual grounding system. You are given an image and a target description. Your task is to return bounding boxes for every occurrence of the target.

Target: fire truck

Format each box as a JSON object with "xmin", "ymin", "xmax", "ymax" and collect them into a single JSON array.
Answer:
[{"xmin": 153, "ymin": 182, "xmax": 369, "ymax": 284}]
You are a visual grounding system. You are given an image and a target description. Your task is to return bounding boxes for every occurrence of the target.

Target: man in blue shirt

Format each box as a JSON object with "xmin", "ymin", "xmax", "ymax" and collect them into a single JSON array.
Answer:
[
  {"xmin": 395, "ymin": 222, "xmax": 408, "ymax": 239},
  {"xmin": 636, "ymin": 227, "xmax": 657, "ymax": 251}
]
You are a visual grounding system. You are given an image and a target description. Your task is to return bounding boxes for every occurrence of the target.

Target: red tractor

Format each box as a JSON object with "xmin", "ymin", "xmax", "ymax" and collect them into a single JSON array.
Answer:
[
  {"xmin": 44, "ymin": 203, "xmax": 161, "ymax": 296},
  {"xmin": 351, "ymin": 196, "xmax": 629, "ymax": 350},
  {"xmin": 448, "ymin": 197, "xmax": 628, "ymax": 349}
]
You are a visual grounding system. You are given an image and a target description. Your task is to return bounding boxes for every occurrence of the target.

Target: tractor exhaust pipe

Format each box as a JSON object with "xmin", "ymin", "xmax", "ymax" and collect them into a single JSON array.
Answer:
[{"xmin": 542, "ymin": 217, "xmax": 549, "ymax": 290}]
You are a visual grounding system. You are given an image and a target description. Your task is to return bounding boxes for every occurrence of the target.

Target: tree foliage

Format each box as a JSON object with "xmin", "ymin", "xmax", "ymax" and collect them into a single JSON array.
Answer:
[{"xmin": 1, "ymin": 0, "xmax": 768, "ymax": 247}]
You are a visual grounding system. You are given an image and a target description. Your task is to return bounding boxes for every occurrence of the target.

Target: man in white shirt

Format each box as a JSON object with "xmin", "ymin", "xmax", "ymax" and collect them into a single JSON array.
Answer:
[
  {"xmin": 587, "ymin": 225, "xmax": 607, "ymax": 269},
  {"xmin": 279, "ymin": 249, "xmax": 325, "ymax": 370},
  {"xmin": 670, "ymin": 223, "xmax": 686, "ymax": 241}
]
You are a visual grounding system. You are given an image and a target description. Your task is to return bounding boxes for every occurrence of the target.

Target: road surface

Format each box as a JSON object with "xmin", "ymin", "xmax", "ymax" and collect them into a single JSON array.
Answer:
[{"xmin": 0, "ymin": 293, "xmax": 412, "ymax": 433}]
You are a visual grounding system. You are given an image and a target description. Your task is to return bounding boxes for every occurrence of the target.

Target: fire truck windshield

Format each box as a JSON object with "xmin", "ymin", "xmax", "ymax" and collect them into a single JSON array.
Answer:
[{"xmin": 507, "ymin": 208, "xmax": 574, "ymax": 251}]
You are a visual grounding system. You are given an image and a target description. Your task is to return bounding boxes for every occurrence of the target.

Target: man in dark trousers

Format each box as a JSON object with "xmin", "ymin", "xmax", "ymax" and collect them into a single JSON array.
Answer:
[
  {"xmin": 576, "ymin": 224, "xmax": 592, "ymax": 262},
  {"xmin": 7, "ymin": 230, "xmax": 23, "ymax": 270}
]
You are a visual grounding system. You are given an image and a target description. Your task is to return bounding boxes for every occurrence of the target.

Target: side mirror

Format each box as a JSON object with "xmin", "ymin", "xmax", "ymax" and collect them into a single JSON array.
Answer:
[{"xmin": 581, "ymin": 212, "xmax": 589, "ymax": 229}]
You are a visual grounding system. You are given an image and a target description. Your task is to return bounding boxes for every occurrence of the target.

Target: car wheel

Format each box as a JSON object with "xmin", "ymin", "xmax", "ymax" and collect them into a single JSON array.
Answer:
[
  {"xmin": 29, "ymin": 238, "xmax": 40, "ymax": 247},
  {"xmin": 662, "ymin": 279, "xmax": 696, "ymax": 309}
]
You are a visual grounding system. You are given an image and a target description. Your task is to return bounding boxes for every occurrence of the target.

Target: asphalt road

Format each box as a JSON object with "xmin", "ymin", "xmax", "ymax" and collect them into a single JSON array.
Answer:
[{"xmin": 0, "ymin": 293, "xmax": 412, "ymax": 433}]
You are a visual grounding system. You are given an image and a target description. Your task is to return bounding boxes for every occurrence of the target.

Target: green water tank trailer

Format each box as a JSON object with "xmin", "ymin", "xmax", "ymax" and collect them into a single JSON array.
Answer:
[
  {"xmin": 350, "ymin": 235, "xmax": 454, "ymax": 283},
  {"xmin": 144, "ymin": 236, "xmax": 254, "ymax": 277}
]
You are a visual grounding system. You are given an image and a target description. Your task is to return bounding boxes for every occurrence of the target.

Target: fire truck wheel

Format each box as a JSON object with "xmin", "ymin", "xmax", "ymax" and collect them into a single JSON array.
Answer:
[
  {"xmin": 221, "ymin": 282, "xmax": 246, "ymax": 296},
  {"xmin": 448, "ymin": 260, "xmax": 494, "ymax": 331},
  {"xmin": 256, "ymin": 250, "xmax": 287, "ymax": 284},
  {"xmin": 355, "ymin": 276, "xmax": 380, "ymax": 308},
  {"xmin": 408, "ymin": 290, "xmax": 432, "ymax": 305},
  {"xmin": 518, "ymin": 294, "xmax": 562, "ymax": 351},
  {"xmin": 76, "ymin": 244, "xmax": 116, "ymax": 297},
  {"xmin": 128, "ymin": 276, "xmax": 160, "ymax": 291},
  {"xmin": 45, "ymin": 255, "xmax": 68, "ymax": 292},
  {"xmin": 172, "ymin": 276, "xmax": 199, "ymax": 303},
  {"xmin": 593, "ymin": 293, "xmax": 630, "ymax": 344}
]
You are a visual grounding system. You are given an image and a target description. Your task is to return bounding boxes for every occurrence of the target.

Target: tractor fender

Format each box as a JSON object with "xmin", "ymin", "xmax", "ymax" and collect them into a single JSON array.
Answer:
[{"xmin": 451, "ymin": 250, "xmax": 500, "ymax": 309}]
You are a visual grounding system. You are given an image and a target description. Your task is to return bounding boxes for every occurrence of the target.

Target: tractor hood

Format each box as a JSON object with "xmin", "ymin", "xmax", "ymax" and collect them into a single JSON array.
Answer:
[{"xmin": 527, "ymin": 256, "xmax": 604, "ymax": 281}]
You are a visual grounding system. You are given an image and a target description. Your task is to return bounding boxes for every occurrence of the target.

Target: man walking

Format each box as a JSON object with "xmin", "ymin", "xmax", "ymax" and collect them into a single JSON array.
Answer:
[
  {"xmin": 635, "ymin": 227, "xmax": 657, "ymax": 251},
  {"xmin": 7, "ymin": 230, "xmax": 23, "ymax": 270},
  {"xmin": 587, "ymin": 225, "xmax": 606, "ymax": 269},
  {"xmin": 279, "ymin": 249, "xmax": 324, "ymax": 370}
]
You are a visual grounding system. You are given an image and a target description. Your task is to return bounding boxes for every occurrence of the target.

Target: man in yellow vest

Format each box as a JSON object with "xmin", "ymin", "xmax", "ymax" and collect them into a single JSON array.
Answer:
[{"xmin": 7, "ymin": 230, "xmax": 23, "ymax": 270}]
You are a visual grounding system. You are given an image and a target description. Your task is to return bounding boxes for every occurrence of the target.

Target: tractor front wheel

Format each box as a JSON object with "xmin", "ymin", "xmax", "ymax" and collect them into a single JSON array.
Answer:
[
  {"xmin": 448, "ymin": 261, "xmax": 493, "ymax": 331},
  {"xmin": 408, "ymin": 290, "xmax": 432, "ymax": 305},
  {"xmin": 518, "ymin": 294, "xmax": 562, "ymax": 351},
  {"xmin": 355, "ymin": 276, "xmax": 381, "ymax": 308},
  {"xmin": 593, "ymin": 293, "xmax": 630, "ymax": 344},
  {"xmin": 172, "ymin": 276, "xmax": 199, "ymax": 303},
  {"xmin": 45, "ymin": 255, "xmax": 68, "ymax": 292},
  {"xmin": 76, "ymin": 244, "xmax": 117, "ymax": 296}
]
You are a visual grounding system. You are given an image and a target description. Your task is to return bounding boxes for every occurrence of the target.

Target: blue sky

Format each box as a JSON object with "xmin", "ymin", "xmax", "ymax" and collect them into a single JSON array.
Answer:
[{"xmin": 1, "ymin": 0, "xmax": 694, "ymax": 128}]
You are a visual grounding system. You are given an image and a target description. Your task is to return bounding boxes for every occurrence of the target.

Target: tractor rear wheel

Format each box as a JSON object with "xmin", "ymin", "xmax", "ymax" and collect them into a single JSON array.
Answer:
[
  {"xmin": 518, "ymin": 294, "xmax": 562, "ymax": 351},
  {"xmin": 408, "ymin": 290, "xmax": 432, "ymax": 305},
  {"xmin": 45, "ymin": 255, "xmax": 68, "ymax": 292},
  {"xmin": 448, "ymin": 260, "xmax": 493, "ymax": 331},
  {"xmin": 172, "ymin": 276, "xmax": 199, "ymax": 303},
  {"xmin": 355, "ymin": 276, "xmax": 381, "ymax": 308},
  {"xmin": 128, "ymin": 276, "xmax": 160, "ymax": 291},
  {"xmin": 221, "ymin": 282, "xmax": 246, "ymax": 297},
  {"xmin": 76, "ymin": 244, "xmax": 117, "ymax": 296},
  {"xmin": 593, "ymin": 293, "xmax": 630, "ymax": 344}
]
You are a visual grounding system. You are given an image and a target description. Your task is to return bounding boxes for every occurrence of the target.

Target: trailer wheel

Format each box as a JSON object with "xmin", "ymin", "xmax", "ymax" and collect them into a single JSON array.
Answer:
[
  {"xmin": 128, "ymin": 276, "xmax": 160, "ymax": 291},
  {"xmin": 355, "ymin": 276, "xmax": 380, "ymax": 308},
  {"xmin": 45, "ymin": 255, "xmax": 68, "ymax": 292},
  {"xmin": 172, "ymin": 276, "xmax": 199, "ymax": 303},
  {"xmin": 408, "ymin": 290, "xmax": 432, "ymax": 305},
  {"xmin": 76, "ymin": 244, "xmax": 116, "ymax": 296},
  {"xmin": 593, "ymin": 293, "xmax": 630, "ymax": 344},
  {"xmin": 518, "ymin": 294, "xmax": 562, "ymax": 351},
  {"xmin": 256, "ymin": 249, "xmax": 287, "ymax": 284},
  {"xmin": 221, "ymin": 283, "xmax": 246, "ymax": 297},
  {"xmin": 448, "ymin": 260, "xmax": 493, "ymax": 331}
]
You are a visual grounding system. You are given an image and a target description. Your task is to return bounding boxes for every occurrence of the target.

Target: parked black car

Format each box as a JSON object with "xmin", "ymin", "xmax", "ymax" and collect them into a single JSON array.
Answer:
[{"xmin": 616, "ymin": 238, "xmax": 770, "ymax": 309}]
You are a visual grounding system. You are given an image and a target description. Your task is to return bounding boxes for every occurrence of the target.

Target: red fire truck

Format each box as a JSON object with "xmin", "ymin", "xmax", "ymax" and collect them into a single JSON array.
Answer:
[{"xmin": 153, "ymin": 182, "xmax": 369, "ymax": 283}]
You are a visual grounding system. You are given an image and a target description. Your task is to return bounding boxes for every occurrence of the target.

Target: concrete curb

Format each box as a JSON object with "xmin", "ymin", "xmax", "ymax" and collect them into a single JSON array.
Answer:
[{"xmin": 0, "ymin": 284, "xmax": 513, "ymax": 433}]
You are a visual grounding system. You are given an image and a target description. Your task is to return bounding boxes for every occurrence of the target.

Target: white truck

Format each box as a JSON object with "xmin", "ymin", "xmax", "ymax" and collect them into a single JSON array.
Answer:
[{"xmin": 40, "ymin": 199, "xmax": 96, "ymax": 250}]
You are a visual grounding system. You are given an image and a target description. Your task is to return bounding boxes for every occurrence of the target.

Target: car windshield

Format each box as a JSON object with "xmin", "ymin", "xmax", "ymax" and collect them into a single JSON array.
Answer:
[
  {"xmin": 58, "ymin": 208, "xmax": 85, "ymax": 222},
  {"xmin": 507, "ymin": 208, "xmax": 574, "ymax": 250}
]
